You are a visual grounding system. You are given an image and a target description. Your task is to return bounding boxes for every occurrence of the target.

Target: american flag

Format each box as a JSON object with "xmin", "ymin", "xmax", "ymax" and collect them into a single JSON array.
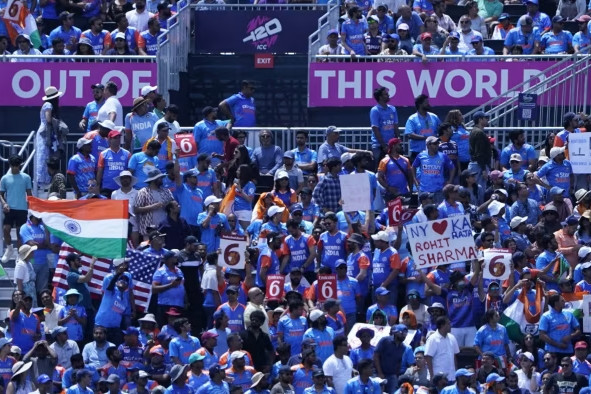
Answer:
[{"xmin": 52, "ymin": 244, "xmax": 161, "ymax": 312}]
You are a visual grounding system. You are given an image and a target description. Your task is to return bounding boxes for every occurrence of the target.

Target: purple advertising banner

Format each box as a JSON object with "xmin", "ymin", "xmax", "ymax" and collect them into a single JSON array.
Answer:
[
  {"xmin": 194, "ymin": 10, "xmax": 325, "ymax": 53},
  {"xmin": 308, "ymin": 61, "xmax": 565, "ymax": 107},
  {"xmin": 0, "ymin": 62, "xmax": 157, "ymax": 107}
]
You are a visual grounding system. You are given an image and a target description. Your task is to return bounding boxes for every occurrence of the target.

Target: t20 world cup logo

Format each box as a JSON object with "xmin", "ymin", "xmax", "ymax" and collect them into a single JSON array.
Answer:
[{"xmin": 243, "ymin": 16, "xmax": 283, "ymax": 50}]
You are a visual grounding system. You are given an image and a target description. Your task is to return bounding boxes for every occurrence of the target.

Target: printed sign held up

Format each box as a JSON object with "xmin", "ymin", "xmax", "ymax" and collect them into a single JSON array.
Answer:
[
  {"xmin": 404, "ymin": 215, "xmax": 477, "ymax": 269},
  {"xmin": 219, "ymin": 234, "xmax": 247, "ymax": 270},
  {"xmin": 482, "ymin": 249, "xmax": 512, "ymax": 281},
  {"xmin": 568, "ymin": 133, "xmax": 591, "ymax": 174},
  {"xmin": 340, "ymin": 173, "xmax": 371, "ymax": 212}
]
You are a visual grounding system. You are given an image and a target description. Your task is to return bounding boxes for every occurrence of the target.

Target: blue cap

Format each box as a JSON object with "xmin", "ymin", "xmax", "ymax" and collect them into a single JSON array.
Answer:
[
  {"xmin": 289, "ymin": 203, "xmax": 304, "ymax": 213},
  {"xmin": 384, "ymin": 33, "xmax": 400, "ymax": 41},
  {"xmin": 564, "ymin": 215, "xmax": 579, "ymax": 226},
  {"xmin": 550, "ymin": 186, "xmax": 565, "ymax": 196},
  {"xmin": 325, "ymin": 125, "xmax": 341, "ymax": 136},
  {"xmin": 414, "ymin": 346, "xmax": 425, "ymax": 355},
  {"xmin": 123, "ymin": 327, "xmax": 140, "ymax": 336},
  {"xmin": 327, "ymin": 29, "xmax": 339, "ymax": 37},
  {"xmin": 449, "ymin": 31, "xmax": 460, "ymax": 40},
  {"xmin": 473, "ymin": 110, "xmax": 489, "ymax": 121},
  {"xmin": 37, "ymin": 374, "xmax": 51, "ymax": 384},
  {"xmin": 335, "ymin": 259, "xmax": 347, "ymax": 268},
  {"xmin": 52, "ymin": 326, "xmax": 68, "ymax": 337},
  {"xmin": 455, "ymin": 368, "xmax": 474, "ymax": 378},
  {"xmin": 162, "ymin": 250, "xmax": 177, "ymax": 261},
  {"xmin": 485, "ymin": 373, "xmax": 505, "ymax": 383},
  {"xmin": 552, "ymin": 15, "xmax": 565, "ymax": 23},
  {"xmin": 525, "ymin": 0, "xmax": 538, "ymax": 4},
  {"xmin": 185, "ymin": 169, "xmax": 198, "ymax": 178},
  {"xmin": 375, "ymin": 287, "xmax": 390, "ymax": 296},
  {"xmin": 470, "ymin": 34, "xmax": 483, "ymax": 43},
  {"xmin": 213, "ymin": 310, "xmax": 224, "ymax": 320},
  {"xmin": 498, "ymin": 13, "xmax": 509, "ymax": 21},
  {"xmin": 224, "ymin": 268, "xmax": 241, "ymax": 278},
  {"xmin": 391, "ymin": 324, "xmax": 408, "ymax": 333},
  {"xmin": 283, "ymin": 151, "xmax": 295, "ymax": 159},
  {"xmin": 0, "ymin": 338, "xmax": 10, "ymax": 349}
]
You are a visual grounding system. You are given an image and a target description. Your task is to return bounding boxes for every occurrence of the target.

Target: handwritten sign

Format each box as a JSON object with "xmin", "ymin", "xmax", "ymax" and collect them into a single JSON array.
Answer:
[
  {"xmin": 568, "ymin": 133, "xmax": 591, "ymax": 174},
  {"xmin": 404, "ymin": 214, "xmax": 477, "ymax": 269},
  {"xmin": 219, "ymin": 234, "xmax": 247, "ymax": 269},
  {"xmin": 266, "ymin": 274, "xmax": 285, "ymax": 301},
  {"xmin": 317, "ymin": 274, "xmax": 337, "ymax": 303},
  {"xmin": 174, "ymin": 133, "xmax": 197, "ymax": 158},
  {"xmin": 483, "ymin": 249, "xmax": 512, "ymax": 281},
  {"xmin": 340, "ymin": 173, "xmax": 371, "ymax": 212},
  {"xmin": 347, "ymin": 323, "xmax": 417, "ymax": 348}
]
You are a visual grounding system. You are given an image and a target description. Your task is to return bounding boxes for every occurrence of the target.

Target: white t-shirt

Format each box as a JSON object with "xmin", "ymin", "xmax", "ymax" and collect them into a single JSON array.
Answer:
[
  {"xmin": 125, "ymin": 9, "xmax": 154, "ymax": 32},
  {"xmin": 201, "ymin": 264, "xmax": 218, "ymax": 291},
  {"xmin": 516, "ymin": 369, "xmax": 541, "ymax": 394},
  {"xmin": 13, "ymin": 260, "xmax": 31, "ymax": 284},
  {"xmin": 323, "ymin": 355, "xmax": 353, "ymax": 394},
  {"xmin": 111, "ymin": 188, "xmax": 139, "ymax": 213},
  {"xmin": 152, "ymin": 118, "xmax": 181, "ymax": 137},
  {"xmin": 424, "ymin": 330, "xmax": 460, "ymax": 382},
  {"xmin": 97, "ymin": 96, "xmax": 124, "ymax": 127}
]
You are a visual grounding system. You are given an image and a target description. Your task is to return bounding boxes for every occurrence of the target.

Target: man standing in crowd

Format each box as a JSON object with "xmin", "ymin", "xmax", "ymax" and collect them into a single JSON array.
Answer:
[{"xmin": 219, "ymin": 80, "xmax": 256, "ymax": 128}]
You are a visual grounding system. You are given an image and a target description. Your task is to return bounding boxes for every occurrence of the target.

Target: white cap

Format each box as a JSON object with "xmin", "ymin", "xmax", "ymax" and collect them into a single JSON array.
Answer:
[
  {"xmin": 579, "ymin": 246, "xmax": 591, "ymax": 259},
  {"xmin": 230, "ymin": 351, "xmax": 246, "ymax": 362},
  {"xmin": 114, "ymin": 31, "xmax": 126, "ymax": 40},
  {"xmin": 204, "ymin": 195, "xmax": 222, "ymax": 207},
  {"xmin": 371, "ymin": 231, "xmax": 390, "ymax": 242},
  {"xmin": 550, "ymin": 146, "xmax": 566, "ymax": 159},
  {"xmin": 309, "ymin": 309, "xmax": 324, "ymax": 322},
  {"xmin": 98, "ymin": 119, "xmax": 116, "ymax": 130},
  {"xmin": 341, "ymin": 152, "xmax": 353, "ymax": 163},
  {"xmin": 267, "ymin": 206, "xmax": 285, "ymax": 217},
  {"xmin": 488, "ymin": 200, "xmax": 504, "ymax": 216},
  {"xmin": 521, "ymin": 351, "xmax": 534, "ymax": 362},
  {"xmin": 76, "ymin": 138, "xmax": 92, "ymax": 149},
  {"xmin": 509, "ymin": 216, "xmax": 528, "ymax": 229},
  {"xmin": 141, "ymin": 85, "xmax": 157, "ymax": 96},
  {"xmin": 274, "ymin": 170, "xmax": 289, "ymax": 181},
  {"xmin": 112, "ymin": 257, "xmax": 131, "ymax": 267},
  {"xmin": 581, "ymin": 262, "xmax": 591, "ymax": 270}
]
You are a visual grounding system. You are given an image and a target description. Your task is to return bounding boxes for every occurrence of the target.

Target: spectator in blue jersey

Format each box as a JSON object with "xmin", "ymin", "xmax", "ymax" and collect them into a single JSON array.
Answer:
[
  {"xmin": 152, "ymin": 251, "xmax": 185, "ymax": 321},
  {"xmin": 67, "ymin": 138, "xmax": 96, "ymax": 199},
  {"xmin": 534, "ymin": 146, "xmax": 573, "ymax": 197},
  {"xmin": 291, "ymin": 130, "xmax": 317, "ymax": 175},
  {"xmin": 81, "ymin": 17, "xmax": 112, "ymax": 55},
  {"xmin": 367, "ymin": 287, "xmax": 398, "ymax": 325},
  {"xmin": 111, "ymin": 13, "xmax": 140, "ymax": 53},
  {"xmin": 219, "ymin": 80, "xmax": 256, "ymax": 128},
  {"xmin": 96, "ymin": 129, "xmax": 130, "ymax": 196},
  {"xmin": 500, "ymin": 129, "xmax": 537, "ymax": 171},
  {"xmin": 503, "ymin": 15, "xmax": 541, "ymax": 55},
  {"xmin": 58, "ymin": 289, "xmax": 87, "ymax": 344},
  {"xmin": 396, "ymin": 5, "xmax": 424, "ymax": 40},
  {"xmin": 473, "ymin": 309, "xmax": 511, "ymax": 361},
  {"xmin": 377, "ymin": 138, "xmax": 412, "ymax": 201},
  {"xmin": 79, "ymin": 83, "xmax": 104, "ymax": 133},
  {"xmin": 42, "ymin": 37, "xmax": 71, "ymax": 58},
  {"xmin": 138, "ymin": 17, "xmax": 167, "ymax": 56},
  {"xmin": 124, "ymin": 97, "xmax": 159, "ymax": 152},
  {"xmin": 344, "ymin": 359, "xmax": 382, "ymax": 394},
  {"xmin": 195, "ymin": 154, "xmax": 220, "ymax": 199},
  {"xmin": 169, "ymin": 318, "xmax": 200, "ymax": 366},
  {"xmin": 174, "ymin": 168, "xmax": 204, "ymax": 237},
  {"xmin": 278, "ymin": 301, "xmax": 308, "ymax": 357},
  {"xmin": 364, "ymin": 16, "xmax": 384, "ymax": 55},
  {"xmin": 573, "ymin": 15, "xmax": 591, "ymax": 53},
  {"xmin": 540, "ymin": 15, "xmax": 573, "ymax": 54},
  {"xmin": 439, "ymin": 31, "xmax": 465, "ymax": 56},
  {"xmin": 467, "ymin": 35, "xmax": 495, "ymax": 59},
  {"xmin": 10, "ymin": 294, "xmax": 40, "ymax": 356},
  {"xmin": 341, "ymin": 6, "xmax": 368, "ymax": 57},
  {"xmin": 335, "ymin": 259, "xmax": 361, "ymax": 333},
  {"xmin": 370, "ymin": 87, "xmax": 399, "ymax": 167},
  {"xmin": 438, "ymin": 184, "xmax": 465, "ymax": 218},
  {"xmin": 166, "ymin": 363, "xmax": 192, "ymax": 393},
  {"xmin": 412, "ymin": 32, "xmax": 439, "ymax": 62},
  {"xmin": 49, "ymin": 12, "xmax": 81, "ymax": 53},
  {"xmin": 128, "ymin": 140, "xmax": 160, "ymax": 189},
  {"xmin": 252, "ymin": 130, "xmax": 283, "ymax": 176},
  {"xmin": 441, "ymin": 368, "xmax": 474, "ymax": 394},
  {"xmin": 197, "ymin": 195, "xmax": 230, "ymax": 253},
  {"xmin": 524, "ymin": 0, "xmax": 551, "ymax": 31},
  {"xmin": 375, "ymin": 5, "xmax": 394, "ymax": 34},
  {"xmin": 193, "ymin": 107, "xmax": 229, "ymax": 167},
  {"xmin": 374, "ymin": 324, "xmax": 415, "ymax": 393},
  {"xmin": 143, "ymin": 123, "xmax": 177, "ymax": 172},
  {"xmin": 424, "ymin": 266, "xmax": 480, "ymax": 348},
  {"xmin": 349, "ymin": 328, "xmax": 374, "ymax": 369},
  {"xmin": 404, "ymin": 95, "xmax": 440, "ymax": 161},
  {"xmin": 106, "ymin": 31, "xmax": 137, "ymax": 55},
  {"xmin": 539, "ymin": 293, "xmax": 581, "ymax": 358},
  {"xmin": 412, "ymin": 136, "xmax": 455, "ymax": 204},
  {"xmin": 303, "ymin": 310, "xmax": 335, "ymax": 364}
]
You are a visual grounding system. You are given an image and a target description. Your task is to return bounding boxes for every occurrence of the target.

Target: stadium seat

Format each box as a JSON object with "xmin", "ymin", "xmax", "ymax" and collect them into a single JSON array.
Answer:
[
  {"xmin": 446, "ymin": 4, "xmax": 467, "ymax": 22},
  {"xmin": 502, "ymin": 4, "xmax": 526, "ymax": 17},
  {"xmin": 484, "ymin": 39, "xmax": 505, "ymax": 54}
]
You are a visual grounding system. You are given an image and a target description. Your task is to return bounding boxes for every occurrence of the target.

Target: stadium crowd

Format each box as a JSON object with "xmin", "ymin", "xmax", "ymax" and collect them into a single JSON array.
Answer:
[{"xmin": 0, "ymin": 77, "xmax": 589, "ymax": 394}]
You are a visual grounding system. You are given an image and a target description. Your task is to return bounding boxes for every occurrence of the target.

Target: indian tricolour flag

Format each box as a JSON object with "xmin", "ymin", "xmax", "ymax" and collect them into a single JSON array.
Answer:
[
  {"xmin": 28, "ymin": 197, "xmax": 128, "ymax": 258},
  {"xmin": 1, "ymin": 0, "xmax": 42, "ymax": 48},
  {"xmin": 500, "ymin": 282, "xmax": 545, "ymax": 342}
]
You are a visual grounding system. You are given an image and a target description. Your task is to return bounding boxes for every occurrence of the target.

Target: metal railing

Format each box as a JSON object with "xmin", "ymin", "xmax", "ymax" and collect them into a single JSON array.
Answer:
[
  {"xmin": 463, "ymin": 52, "xmax": 591, "ymax": 128},
  {"xmin": 0, "ymin": 55, "xmax": 156, "ymax": 62},
  {"xmin": 309, "ymin": 54, "xmax": 582, "ymax": 62},
  {"xmin": 307, "ymin": 4, "xmax": 342, "ymax": 64},
  {"xmin": 193, "ymin": 3, "xmax": 332, "ymax": 10},
  {"xmin": 157, "ymin": 0, "xmax": 191, "ymax": 103}
]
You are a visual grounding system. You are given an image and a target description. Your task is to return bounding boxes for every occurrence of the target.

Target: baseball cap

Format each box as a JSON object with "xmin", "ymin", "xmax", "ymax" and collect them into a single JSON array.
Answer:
[
  {"xmin": 325, "ymin": 125, "xmax": 341, "ymax": 136},
  {"xmin": 114, "ymin": 32, "xmax": 126, "ymax": 40},
  {"xmin": 486, "ymin": 373, "xmax": 505, "ymax": 383},
  {"xmin": 575, "ymin": 341, "xmax": 588, "ymax": 349},
  {"xmin": 473, "ymin": 110, "xmax": 489, "ymax": 121},
  {"xmin": 579, "ymin": 246, "xmax": 591, "ymax": 259},
  {"xmin": 420, "ymin": 32, "xmax": 432, "ymax": 40},
  {"xmin": 550, "ymin": 146, "xmax": 566, "ymax": 159},
  {"xmin": 268, "ymin": 205, "xmax": 285, "ymax": 217},
  {"xmin": 309, "ymin": 309, "xmax": 324, "ymax": 322},
  {"xmin": 510, "ymin": 153, "xmax": 523, "ymax": 162},
  {"xmin": 327, "ymin": 29, "xmax": 339, "ymax": 37},
  {"xmin": 398, "ymin": 23, "xmax": 409, "ymax": 31},
  {"xmin": 498, "ymin": 13, "xmax": 509, "ymax": 21},
  {"xmin": 521, "ymin": 351, "xmax": 534, "ymax": 361},
  {"xmin": 426, "ymin": 136, "xmax": 439, "ymax": 145},
  {"xmin": 550, "ymin": 186, "xmax": 565, "ymax": 196},
  {"xmin": 384, "ymin": 33, "xmax": 400, "ymax": 42},
  {"xmin": 91, "ymin": 83, "xmax": 104, "ymax": 89},
  {"xmin": 510, "ymin": 216, "xmax": 528, "ymax": 229},
  {"xmin": 563, "ymin": 215, "xmax": 579, "ymax": 226},
  {"xmin": 391, "ymin": 324, "xmax": 407, "ymax": 333},
  {"xmin": 552, "ymin": 15, "xmax": 564, "ymax": 23},
  {"xmin": 37, "ymin": 374, "xmax": 51, "ymax": 384},
  {"xmin": 449, "ymin": 31, "xmax": 460, "ymax": 40},
  {"xmin": 201, "ymin": 331, "xmax": 218, "ymax": 341},
  {"xmin": 368, "ymin": 15, "xmax": 379, "ymax": 23},
  {"xmin": 289, "ymin": 203, "xmax": 303, "ymax": 214},
  {"xmin": 470, "ymin": 35, "xmax": 483, "ymax": 43},
  {"xmin": 371, "ymin": 231, "xmax": 390, "ymax": 243},
  {"xmin": 455, "ymin": 368, "xmax": 474, "ymax": 378},
  {"xmin": 375, "ymin": 287, "xmax": 390, "ymax": 296},
  {"xmin": 488, "ymin": 200, "xmax": 504, "ymax": 216},
  {"xmin": 76, "ymin": 138, "xmax": 92, "ymax": 149},
  {"xmin": 335, "ymin": 259, "xmax": 347, "ymax": 268}
]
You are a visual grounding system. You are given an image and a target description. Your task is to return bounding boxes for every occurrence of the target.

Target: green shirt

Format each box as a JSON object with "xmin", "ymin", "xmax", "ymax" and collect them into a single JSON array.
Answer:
[{"xmin": 477, "ymin": 0, "xmax": 503, "ymax": 19}]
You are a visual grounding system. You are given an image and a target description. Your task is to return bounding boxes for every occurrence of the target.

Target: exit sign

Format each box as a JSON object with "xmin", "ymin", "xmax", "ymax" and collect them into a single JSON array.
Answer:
[{"xmin": 254, "ymin": 53, "xmax": 274, "ymax": 69}]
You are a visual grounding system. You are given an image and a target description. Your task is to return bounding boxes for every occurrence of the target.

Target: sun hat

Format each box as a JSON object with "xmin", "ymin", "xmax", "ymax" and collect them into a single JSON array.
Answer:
[{"xmin": 42, "ymin": 86, "xmax": 63, "ymax": 101}]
